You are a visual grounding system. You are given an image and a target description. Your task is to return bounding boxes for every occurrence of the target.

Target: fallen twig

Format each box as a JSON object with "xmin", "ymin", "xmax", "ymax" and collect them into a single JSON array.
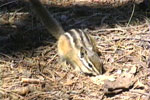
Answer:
[
  {"xmin": 21, "ymin": 78, "xmax": 45, "ymax": 84},
  {"xmin": 130, "ymin": 89, "xmax": 150, "ymax": 97},
  {"xmin": 0, "ymin": 0, "xmax": 17, "ymax": 8}
]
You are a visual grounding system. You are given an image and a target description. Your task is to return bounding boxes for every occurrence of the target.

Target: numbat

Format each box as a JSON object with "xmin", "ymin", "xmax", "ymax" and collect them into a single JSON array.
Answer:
[{"xmin": 29, "ymin": 0, "xmax": 103, "ymax": 75}]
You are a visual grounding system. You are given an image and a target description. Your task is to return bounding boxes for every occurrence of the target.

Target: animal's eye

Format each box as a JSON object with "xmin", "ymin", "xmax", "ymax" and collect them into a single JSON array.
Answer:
[
  {"xmin": 80, "ymin": 51, "xmax": 84, "ymax": 58},
  {"xmin": 80, "ymin": 47, "xmax": 86, "ymax": 58},
  {"xmin": 88, "ymin": 63, "xmax": 93, "ymax": 68}
]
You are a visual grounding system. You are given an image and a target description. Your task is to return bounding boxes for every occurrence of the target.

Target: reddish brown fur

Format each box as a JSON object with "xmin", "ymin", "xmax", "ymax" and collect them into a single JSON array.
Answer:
[
  {"xmin": 58, "ymin": 34, "xmax": 100, "ymax": 74},
  {"xmin": 58, "ymin": 35, "xmax": 72, "ymax": 56}
]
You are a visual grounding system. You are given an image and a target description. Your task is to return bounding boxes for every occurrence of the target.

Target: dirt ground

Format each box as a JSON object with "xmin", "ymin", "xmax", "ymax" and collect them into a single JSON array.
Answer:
[{"xmin": 0, "ymin": 1, "xmax": 150, "ymax": 100}]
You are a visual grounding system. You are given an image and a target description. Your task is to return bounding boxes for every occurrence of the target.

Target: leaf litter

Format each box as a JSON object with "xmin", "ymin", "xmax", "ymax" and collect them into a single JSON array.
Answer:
[{"xmin": 0, "ymin": 1, "xmax": 150, "ymax": 100}]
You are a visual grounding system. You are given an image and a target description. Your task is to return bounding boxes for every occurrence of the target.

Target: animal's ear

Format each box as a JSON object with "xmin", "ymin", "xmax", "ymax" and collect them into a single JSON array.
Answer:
[{"xmin": 88, "ymin": 35, "xmax": 102, "ymax": 56}]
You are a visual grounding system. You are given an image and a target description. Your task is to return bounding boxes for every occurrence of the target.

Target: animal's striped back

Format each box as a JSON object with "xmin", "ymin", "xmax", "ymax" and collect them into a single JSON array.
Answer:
[
  {"xmin": 58, "ymin": 29, "xmax": 103, "ymax": 75},
  {"xmin": 64, "ymin": 29, "xmax": 93, "ymax": 50}
]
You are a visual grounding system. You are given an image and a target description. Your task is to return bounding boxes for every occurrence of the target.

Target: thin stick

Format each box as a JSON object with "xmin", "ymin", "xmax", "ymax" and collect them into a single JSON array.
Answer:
[
  {"xmin": 0, "ymin": 0, "xmax": 17, "ymax": 8},
  {"xmin": 130, "ymin": 89, "xmax": 150, "ymax": 97},
  {"xmin": 127, "ymin": 4, "xmax": 135, "ymax": 26}
]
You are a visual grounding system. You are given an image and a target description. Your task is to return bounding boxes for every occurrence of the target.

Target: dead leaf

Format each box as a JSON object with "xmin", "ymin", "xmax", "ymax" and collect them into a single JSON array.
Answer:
[
  {"xmin": 103, "ymin": 73, "xmax": 136, "ymax": 95},
  {"xmin": 91, "ymin": 75, "xmax": 116, "ymax": 85},
  {"xmin": 12, "ymin": 86, "xmax": 30, "ymax": 95}
]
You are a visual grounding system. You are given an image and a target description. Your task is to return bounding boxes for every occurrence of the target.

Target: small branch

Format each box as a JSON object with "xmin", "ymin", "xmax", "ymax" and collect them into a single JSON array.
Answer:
[
  {"xmin": 130, "ymin": 89, "xmax": 150, "ymax": 97},
  {"xmin": 0, "ymin": 0, "xmax": 17, "ymax": 8},
  {"xmin": 0, "ymin": 12, "xmax": 29, "ymax": 16},
  {"xmin": 127, "ymin": 4, "xmax": 135, "ymax": 26},
  {"xmin": 21, "ymin": 78, "xmax": 45, "ymax": 84}
]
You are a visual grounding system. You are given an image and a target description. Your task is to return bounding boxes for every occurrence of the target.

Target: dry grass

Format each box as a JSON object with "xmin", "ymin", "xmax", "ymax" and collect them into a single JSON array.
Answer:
[{"xmin": 0, "ymin": 1, "xmax": 150, "ymax": 100}]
